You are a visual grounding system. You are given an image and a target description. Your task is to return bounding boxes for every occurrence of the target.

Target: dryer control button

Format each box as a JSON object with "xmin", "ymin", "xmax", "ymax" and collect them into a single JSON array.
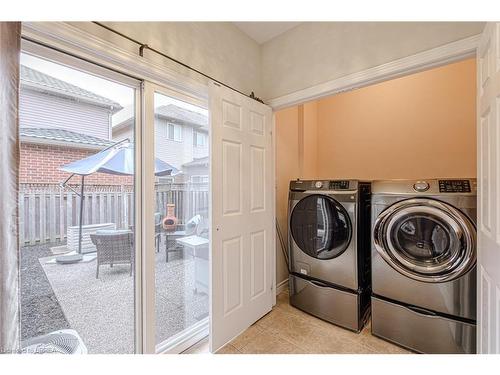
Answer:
[
  {"xmin": 314, "ymin": 181, "xmax": 323, "ymax": 189},
  {"xmin": 413, "ymin": 181, "xmax": 430, "ymax": 192}
]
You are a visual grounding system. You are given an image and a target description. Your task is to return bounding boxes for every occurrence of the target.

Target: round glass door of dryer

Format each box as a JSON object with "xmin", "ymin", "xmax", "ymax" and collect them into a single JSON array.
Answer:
[
  {"xmin": 290, "ymin": 194, "xmax": 352, "ymax": 260},
  {"xmin": 373, "ymin": 198, "xmax": 476, "ymax": 283}
]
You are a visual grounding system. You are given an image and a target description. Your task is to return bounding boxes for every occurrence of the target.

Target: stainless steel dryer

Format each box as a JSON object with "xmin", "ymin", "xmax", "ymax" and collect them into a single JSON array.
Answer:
[
  {"xmin": 371, "ymin": 179, "xmax": 477, "ymax": 354},
  {"xmin": 288, "ymin": 179, "xmax": 371, "ymax": 332}
]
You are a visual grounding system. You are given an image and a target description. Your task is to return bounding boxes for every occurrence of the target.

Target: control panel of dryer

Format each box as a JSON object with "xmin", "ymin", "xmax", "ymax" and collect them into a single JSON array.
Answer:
[
  {"xmin": 329, "ymin": 180, "xmax": 350, "ymax": 190},
  {"xmin": 438, "ymin": 180, "xmax": 471, "ymax": 193},
  {"xmin": 290, "ymin": 179, "xmax": 355, "ymax": 191}
]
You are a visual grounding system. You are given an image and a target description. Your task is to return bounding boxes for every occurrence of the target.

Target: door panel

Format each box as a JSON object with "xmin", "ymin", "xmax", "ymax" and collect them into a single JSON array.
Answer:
[
  {"xmin": 210, "ymin": 83, "xmax": 274, "ymax": 352},
  {"xmin": 478, "ymin": 22, "xmax": 500, "ymax": 354}
]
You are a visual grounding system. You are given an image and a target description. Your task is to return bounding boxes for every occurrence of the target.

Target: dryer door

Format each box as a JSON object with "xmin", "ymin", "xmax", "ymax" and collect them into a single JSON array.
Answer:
[
  {"xmin": 373, "ymin": 198, "xmax": 476, "ymax": 283},
  {"xmin": 290, "ymin": 194, "xmax": 352, "ymax": 260}
]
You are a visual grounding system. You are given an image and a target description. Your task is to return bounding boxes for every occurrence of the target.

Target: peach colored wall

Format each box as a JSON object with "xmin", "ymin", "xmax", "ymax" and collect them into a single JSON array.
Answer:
[
  {"xmin": 275, "ymin": 102, "xmax": 319, "ymax": 285},
  {"xmin": 276, "ymin": 106, "xmax": 300, "ymax": 285},
  {"xmin": 316, "ymin": 58, "xmax": 477, "ymax": 180},
  {"xmin": 302, "ymin": 102, "xmax": 319, "ymax": 179}
]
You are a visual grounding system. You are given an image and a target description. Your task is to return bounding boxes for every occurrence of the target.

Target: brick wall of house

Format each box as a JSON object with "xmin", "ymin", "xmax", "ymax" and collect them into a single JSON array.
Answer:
[{"xmin": 20, "ymin": 142, "xmax": 134, "ymax": 185}]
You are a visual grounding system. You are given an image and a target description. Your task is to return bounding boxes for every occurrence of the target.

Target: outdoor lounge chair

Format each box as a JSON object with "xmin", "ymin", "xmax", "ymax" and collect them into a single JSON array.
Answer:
[
  {"xmin": 90, "ymin": 230, "xmax": 134, "ymax": 278},
  {"xmin": 164, "ymin": 214, "xmax": 202, "ymax": 262}
]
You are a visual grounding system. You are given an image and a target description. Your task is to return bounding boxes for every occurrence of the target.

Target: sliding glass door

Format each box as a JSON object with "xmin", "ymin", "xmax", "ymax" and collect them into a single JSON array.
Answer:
[
  {"xmin": 18, "ymin": 41, "xmax": 210, "ymax": 355},
  {"xmin": 141, "ymin": 83, "xmax": 210, "ymax": 353},
  {"xmin": 18, "ymin": 46, "xmax": 141, "ymax": 354}
]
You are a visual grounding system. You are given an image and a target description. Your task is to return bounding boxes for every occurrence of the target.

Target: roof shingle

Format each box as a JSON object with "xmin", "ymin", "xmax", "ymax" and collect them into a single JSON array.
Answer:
[
  {"xmin": 155, "ymin": 104, "xmax": 207, "ymax": 128},
  {"xmin": 20, "ymin": 127, "xmax": 114, "ymax": 148},
  {"xmin": 21, "ymin": 65, "xmax": 122, "ymax": 111}
]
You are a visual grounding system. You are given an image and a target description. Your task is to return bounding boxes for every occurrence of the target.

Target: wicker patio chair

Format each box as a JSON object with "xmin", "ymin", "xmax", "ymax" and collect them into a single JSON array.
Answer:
[
  {"xmin": 154, "ymin": 212, "xmax": 163, "ymax": 253},
  {"xmin": 90, "ymin": 230, "xmax": 134, "ymax": 278},
  {"xmin": 129, "ymin": 212, "xmax": 163, "ymax": 253},
  {"xmin": 165, "ymin": 214, "xmax": 202, "ymax": 262}
]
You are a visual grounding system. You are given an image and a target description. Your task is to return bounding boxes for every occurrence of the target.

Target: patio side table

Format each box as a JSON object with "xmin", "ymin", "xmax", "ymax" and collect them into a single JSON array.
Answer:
[{"xmin": 175, "ymin": 235, "xmax": 209, "ymax": 294}]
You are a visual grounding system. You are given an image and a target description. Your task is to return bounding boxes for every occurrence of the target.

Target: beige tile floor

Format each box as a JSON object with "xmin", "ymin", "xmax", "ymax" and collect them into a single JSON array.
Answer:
[{"xmin": 183, "ymin": 291, "xmax": 413, "ymax": 354}]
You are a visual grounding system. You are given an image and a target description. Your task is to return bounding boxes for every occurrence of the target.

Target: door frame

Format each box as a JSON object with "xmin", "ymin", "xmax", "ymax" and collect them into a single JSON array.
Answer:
[
  {"xmin": 19, "ymin": 38, "xmax": 146, "ymax": 353},
  {"xmin": 268, "ymin": 34, "xmax": 480, "ymax": 110}
]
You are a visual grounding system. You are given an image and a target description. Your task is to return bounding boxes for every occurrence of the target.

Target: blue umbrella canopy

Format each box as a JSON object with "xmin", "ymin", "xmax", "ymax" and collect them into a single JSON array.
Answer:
[{"xmin": 60, "ymin": 140, "xmax": 179, "ymax": 177}]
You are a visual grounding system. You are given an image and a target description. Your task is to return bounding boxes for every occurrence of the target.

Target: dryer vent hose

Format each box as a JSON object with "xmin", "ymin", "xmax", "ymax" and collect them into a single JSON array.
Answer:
[{"xmin": 275, "ymin": 219, "xmax": 289, "ymax": 269}]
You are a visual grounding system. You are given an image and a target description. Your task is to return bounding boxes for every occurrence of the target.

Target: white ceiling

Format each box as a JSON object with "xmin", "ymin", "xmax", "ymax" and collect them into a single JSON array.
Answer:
[{"xmin": 233, "ymin": 22, "xmax": 301, "ymax": 44}]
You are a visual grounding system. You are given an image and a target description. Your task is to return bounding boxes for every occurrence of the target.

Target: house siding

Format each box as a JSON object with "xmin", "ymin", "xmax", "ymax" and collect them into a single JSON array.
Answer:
[
  {"xmin": 114, "ymin": 119, "xmax": 209, "ymax": 170},
  {"xmin": 20, "ymin": 88, "xmax": 112, "ymax": 140}
]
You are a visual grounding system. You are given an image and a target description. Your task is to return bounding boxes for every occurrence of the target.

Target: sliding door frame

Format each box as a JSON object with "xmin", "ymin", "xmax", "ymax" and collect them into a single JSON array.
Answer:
[{"xmin": 20, "ymin": 39, "xmax": 145, "ymax": 353}]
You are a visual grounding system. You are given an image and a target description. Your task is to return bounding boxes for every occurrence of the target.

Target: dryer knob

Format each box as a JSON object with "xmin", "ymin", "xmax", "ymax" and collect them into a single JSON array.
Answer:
[
  {"xmin": 315, "ymin": 181, "xmax": 323, "ymax": 189},
  {"xmin": 413, "ymin": 181, "xmax": 430, "ymax": 192}
]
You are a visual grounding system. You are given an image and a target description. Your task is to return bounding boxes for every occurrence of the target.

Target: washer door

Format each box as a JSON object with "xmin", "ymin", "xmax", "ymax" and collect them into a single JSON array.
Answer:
[
  {"xmin": 374, "ymin": 198, "xmax": 476, "ymax": 283},
  {"xmin": 290, "ymin": 194, "xmax": 352, "ymax": 260}
]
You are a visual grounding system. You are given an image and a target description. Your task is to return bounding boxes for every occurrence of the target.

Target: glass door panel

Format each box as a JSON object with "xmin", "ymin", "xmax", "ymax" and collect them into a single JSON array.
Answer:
[
  {"xmin": 152, "ymin": 91, "xmax": 210, "ymax": 348},
  {"xmin": 18, "ymin": 51, "xmax": 139, "ymax": 353}
]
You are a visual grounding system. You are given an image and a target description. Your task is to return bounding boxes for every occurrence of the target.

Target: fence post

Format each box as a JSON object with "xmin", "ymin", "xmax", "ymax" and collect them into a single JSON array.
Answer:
[
  {"xmin": 49, "ymin": 192, "xmax": 56, "ymax": 243},
  {"xmin": 28, "ymin": 192, "xmax": 36, "ymax": 245},
  {"xmin": 19, "ymin": 192, "xmax": 24, "ymax": 246},
  {"xmin": 59, "ymin": 188, "xmax": 65, "ymax": 242},
  {"xmin": 40, "ymin": 190, "xmax": 46, "ymax": 244}
]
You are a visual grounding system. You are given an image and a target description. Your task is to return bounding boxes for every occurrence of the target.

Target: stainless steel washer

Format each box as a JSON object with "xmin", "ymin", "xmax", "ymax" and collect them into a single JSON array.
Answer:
[
  {"xmin": 288, "ymin": 179, "xmax": 371, "ymax": 332},
  {"xmin": 371, "ymin": 179, "xmax": 477, "ymax": 353}
]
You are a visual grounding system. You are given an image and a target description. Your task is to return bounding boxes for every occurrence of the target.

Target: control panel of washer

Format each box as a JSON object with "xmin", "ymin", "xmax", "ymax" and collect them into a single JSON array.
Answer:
[{"xmin": 438, "ymin": 179, "xmax": 471, "ymax": 193}]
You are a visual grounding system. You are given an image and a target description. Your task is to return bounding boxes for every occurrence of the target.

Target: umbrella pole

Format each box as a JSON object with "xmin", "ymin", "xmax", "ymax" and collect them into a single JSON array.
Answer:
[{"xmin": 78, "ymin": 175, "xmax": 85, "ymax": 254}]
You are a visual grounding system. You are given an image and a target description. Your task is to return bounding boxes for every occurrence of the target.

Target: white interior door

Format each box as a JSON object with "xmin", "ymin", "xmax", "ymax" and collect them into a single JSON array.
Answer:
[
  {"xmin": 477, "ymin": 22, "xmax": 500, "ymax": 354},
  {"xmin": 209, "ymin": 82, "xmax": 274, "ymax": 352}
]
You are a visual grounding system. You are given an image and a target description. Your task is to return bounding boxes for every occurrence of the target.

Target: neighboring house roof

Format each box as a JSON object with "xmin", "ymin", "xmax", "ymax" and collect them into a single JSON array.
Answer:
[
  {"xmin": 156, "ymin": 105, "xmax": 208, "ymax": 128},
  {"xmin": 20, "ymin": 127, "xmax": 114, "ymax": 149},
  {"xmin": 182, "ymin": 156, "xmax": 209, "ymax": 168},
  {"xmin": 112, "ymin": 104, "xmax": 208, "ymax": 133},
  {"xmin": 21, "ymin": 65, "xmax": 123, "ymax": 113}
]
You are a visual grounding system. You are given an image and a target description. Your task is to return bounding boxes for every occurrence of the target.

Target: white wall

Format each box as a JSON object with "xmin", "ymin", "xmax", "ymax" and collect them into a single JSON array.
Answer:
[
  {"xmin": 69, "ymin": 22, "xmax": 262, "ymax": 98},
  {"xmin": 261, "ymin": 22, "xmax": 485, "ymax": 100}
]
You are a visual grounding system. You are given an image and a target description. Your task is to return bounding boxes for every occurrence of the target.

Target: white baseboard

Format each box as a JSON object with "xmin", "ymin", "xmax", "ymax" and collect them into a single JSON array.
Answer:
[{"xmin": 276, "ymin": 278, "xmax": 289, "ymax": 295}]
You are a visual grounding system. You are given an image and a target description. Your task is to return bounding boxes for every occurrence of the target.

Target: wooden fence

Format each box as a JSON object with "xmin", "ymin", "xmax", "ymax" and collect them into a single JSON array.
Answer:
[{"xmin": 19, "ymin": 182, "xmax": 209, "ymax": 246}]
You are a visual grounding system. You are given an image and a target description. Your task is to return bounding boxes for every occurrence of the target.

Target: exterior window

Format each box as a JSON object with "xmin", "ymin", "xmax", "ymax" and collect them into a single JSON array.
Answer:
[
  {"xmin": 167, "ymin": 123, "xmax": 182, "ymax": 142},
  {"xmin": 193, "ymin": 131, "xmax": 206, "ymax": 147},
  {"xmin": 191, "ymin": 175, "xmax": 209, "ymax": 183}
]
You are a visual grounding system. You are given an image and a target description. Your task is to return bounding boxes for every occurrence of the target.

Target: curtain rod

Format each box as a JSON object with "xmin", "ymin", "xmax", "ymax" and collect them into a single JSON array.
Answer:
[{"xmin": 92, "ymin": 22, "xmax": 264, "ymax": 104}]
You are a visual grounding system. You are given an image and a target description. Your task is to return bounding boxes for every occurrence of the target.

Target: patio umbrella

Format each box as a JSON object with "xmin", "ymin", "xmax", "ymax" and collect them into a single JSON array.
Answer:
[{"xmin": 58, "ymin": 139, "xmax": 179, "ymax": 262}]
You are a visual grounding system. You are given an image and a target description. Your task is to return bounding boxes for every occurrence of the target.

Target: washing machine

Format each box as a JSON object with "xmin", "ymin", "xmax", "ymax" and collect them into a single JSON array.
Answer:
[
  {"xmin": 371, "ymin": 179, "xmax": 477, "ymax": 353},
  {"xmin": 288, "ymin": 179, "xmax": 371, "ymax": 332}
]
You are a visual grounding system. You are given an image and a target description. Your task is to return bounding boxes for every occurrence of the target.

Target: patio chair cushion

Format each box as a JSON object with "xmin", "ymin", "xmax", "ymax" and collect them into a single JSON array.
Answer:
[{"xmin": 185, "ymin": 215, "xmax": 202, "ymax": 235}]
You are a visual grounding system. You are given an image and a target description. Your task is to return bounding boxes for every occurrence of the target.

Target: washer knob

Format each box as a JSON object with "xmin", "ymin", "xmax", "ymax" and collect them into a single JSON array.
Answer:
[
  {"xmin": 315, "ymin": 181, "xmax": 323, "ymax": 189},
  {"xmin": 413, "ymin": 181, "xmax": 430, "ymax": 192}
]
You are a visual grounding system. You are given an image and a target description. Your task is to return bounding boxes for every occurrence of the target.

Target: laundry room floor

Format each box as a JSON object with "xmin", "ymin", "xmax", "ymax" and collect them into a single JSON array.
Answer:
[{"xmin": 183, "ymin": 291, "xmax": 413, "ymax": 354}]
